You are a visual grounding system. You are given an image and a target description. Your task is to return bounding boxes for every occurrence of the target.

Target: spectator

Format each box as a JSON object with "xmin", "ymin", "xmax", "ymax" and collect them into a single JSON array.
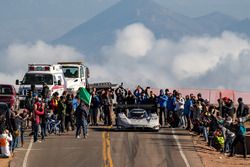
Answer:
[
  {"xmin": 40, "ymin": 98, "xmax": 48, "ymax": 140},
  {"xmin": 0, "ymin": 129, "xmax": 12, "ymax": 158},
  {"xmin": 58, "ymin": 96, "xmax": 66, "ymax": 133},
  {"xmin": 17, "ymin": 109, "xmax": 29, "ymax": 147},
  {"xmin": 221, "ymin": 117, "xmax": 235, "ymax": 154},
  {"xmin": 133, "ymin": 85, "xmax": 143, "ymax": 104},
  {"xmin": 72, "ymin": 94, "xmax": 79, "ymax": 112},
  {"xmin": 236, "ymin": 97, "xmax": 249, "ymax": 120},
  {"xmin": 102, "ymin": 90, "xmax": 113, "ymax": 126},
  {"xmin": 138, "ymin": 91, "xmax": 148, "ymax": 104},
  {"xmin": 175, "ymin": 93, "xmax": 185, "ymax": 128},
  {"xmin": 33, "ymin": 96, "xmax": 45, "ymax": 143},
  {"xmin": 222, "ymin": 97, "xmax": 234, "ymax": 118},
  {"xmin": 90, "ymin": 90, "xmax": 100, "ymax": 126},
  {"xmin": 167, "ymin": 93, "xmax": 176, "ymax": 127},
  {"xmin": 148, "ymin": 91, "xmax": 157, "ymax": 114},
  {"xmin": 41, "ymin": 82, "xmax": 50, "ymax": 101},
  {"xmin": 148, "ymin": 91, "xmax": 156, "ymax": 105},
  {"xmin": 115, "ymin": 83, "xmax": 127, "ymax": 105},
  {"xmin": 0, "ymin": 103, "xmax": 12, "ymax": 136},
  {"xmin": 158, "ymin": 89, "xmax": 168, "ymax": 126},
  {"xmin": 50, "ymin": 92, "xmax": 59, "ymax": 115},
  {"xmin": 65, "ymin": 94, "xmax": 74, "ymax": 131},
  {"xmin": 230, "ymin": 118, "xmax": 247, "ymax": 158},
  {"xmin": 30, "ymin": 84, "xmax": 38, "ymax": 97},
  {"xmin": 183, "ymin": 95, "xmax": 193, "ymax": 130},
  {"xmin": 75, "ymin": 99, "xmax": 89, "ymax": 139},
  {"xmin": 126, "ymin": 90, "xmax": 135, "ymax": 105}
]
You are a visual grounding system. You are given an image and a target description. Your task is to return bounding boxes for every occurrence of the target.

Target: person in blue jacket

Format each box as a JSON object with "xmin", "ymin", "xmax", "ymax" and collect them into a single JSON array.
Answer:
[
  {"xmin": 183, "ymin": 95, "xmax": 193, "ymax": 130},
  {"xmin": 158, "ymin": 89, "xmax": 168, "ymax": 126}
]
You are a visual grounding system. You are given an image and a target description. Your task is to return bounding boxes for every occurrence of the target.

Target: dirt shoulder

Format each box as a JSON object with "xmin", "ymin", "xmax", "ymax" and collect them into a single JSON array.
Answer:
[
  {"xmin": 0, "ymin": 157, "xmax": 12, "ymax": 167},
  {"xmin": 192, "ymin": 134, "xmax": 250, "ymax": 167}
]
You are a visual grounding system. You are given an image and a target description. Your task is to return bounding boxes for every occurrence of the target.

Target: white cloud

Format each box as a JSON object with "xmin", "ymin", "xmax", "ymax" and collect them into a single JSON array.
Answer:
[
  {"xmin": 113, "ymin": 23, "xmax": 155, "ymax": 57},
  {"xmin": 0, "ymin": 41, "xmax": 84, "ymax": 84},
  {"xmin": 172, "ymin": 32, "xmax": 250, "ymax": 79},
  {"xmin": 93, "ymin": 23, "xmax": 250, "ymax": 90},
  {"xmin": 2, "ymin": 23, "xmax": 250, "ymax": 92}
]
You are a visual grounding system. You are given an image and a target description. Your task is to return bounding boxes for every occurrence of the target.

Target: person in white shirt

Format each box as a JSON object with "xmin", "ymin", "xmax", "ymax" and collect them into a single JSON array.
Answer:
[
  {"xmin": 175, "ymin": 93, "xmax": 185, "ymax": 128},
  {"xmin": 0, "ymin": 129, "xmax": 13, "ymax": 158}
]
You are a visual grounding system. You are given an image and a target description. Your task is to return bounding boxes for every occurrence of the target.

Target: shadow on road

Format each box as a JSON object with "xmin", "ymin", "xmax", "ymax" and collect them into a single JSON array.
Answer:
[{"xmin": 90, "ymin": 126, "xmax": 159, "ymax": 133}]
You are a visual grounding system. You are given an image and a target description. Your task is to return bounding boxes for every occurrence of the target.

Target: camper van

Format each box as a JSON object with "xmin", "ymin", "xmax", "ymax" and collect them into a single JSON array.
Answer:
[
  {"xmin": 16, "ymin": 64, "xmax": 66, "ymax": 108},
  {"xmin": 58, "ymin": 62, "xmax": 89, "ymax": 92}
]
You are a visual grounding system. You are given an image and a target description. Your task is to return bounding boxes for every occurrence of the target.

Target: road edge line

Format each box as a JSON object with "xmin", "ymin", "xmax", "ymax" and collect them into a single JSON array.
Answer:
[
  {"xmin": 171, "ymin": 128, "xmax": 191, "ymax": 167},
  {"xmin": 22, "ymin": 137, "xmax": 33, "ymax": 167}
]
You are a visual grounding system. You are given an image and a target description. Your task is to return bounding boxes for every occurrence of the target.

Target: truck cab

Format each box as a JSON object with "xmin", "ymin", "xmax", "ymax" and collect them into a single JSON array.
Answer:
[
  {"xmin": 0, "ymin": 84, "xmax": 20, "ymax": 110},
  {"xmin": 58, "ymin": 62, "xmax": 89, "ymax": 92},
  {"xmin": 16, "ymin": 64, "xmax": 66, "ymax": 108}
]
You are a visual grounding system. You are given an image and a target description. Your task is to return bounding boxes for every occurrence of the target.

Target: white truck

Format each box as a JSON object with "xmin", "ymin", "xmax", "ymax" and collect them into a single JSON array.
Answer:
[
  {"xmin": 58, "ymin": 62, "xmax": 89, "ymax": 92},
  {"xmin": 16, "ymin": 64, "xmax": 67, "ymax": 108}
]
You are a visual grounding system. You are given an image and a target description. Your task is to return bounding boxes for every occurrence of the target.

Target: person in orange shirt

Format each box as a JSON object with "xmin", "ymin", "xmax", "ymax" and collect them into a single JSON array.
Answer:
[{"xmin": 0, "ymin": 129, "xmax": 12, "ymax": 158}]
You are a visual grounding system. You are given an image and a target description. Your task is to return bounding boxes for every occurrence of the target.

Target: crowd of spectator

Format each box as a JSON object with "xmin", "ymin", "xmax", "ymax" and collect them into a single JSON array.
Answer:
[
  {"xmin": 0, "ymin": 83, "xmax": 249, "ymax": 159},
  {"xmin": 108, "ymin": 84, "xmax": 249, "ymax": 159}
]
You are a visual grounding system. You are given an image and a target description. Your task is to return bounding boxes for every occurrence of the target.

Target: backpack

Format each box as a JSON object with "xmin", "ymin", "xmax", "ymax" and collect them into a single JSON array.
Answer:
[{"xmin": 238, "ymin": 124, "xmax": 246, "ymax": 136}]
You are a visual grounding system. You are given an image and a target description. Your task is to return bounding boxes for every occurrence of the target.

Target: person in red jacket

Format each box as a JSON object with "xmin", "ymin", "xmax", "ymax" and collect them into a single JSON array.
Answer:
[{"xmin": 33, "ymin": 96, "xmax": 44, "ymax": 143}]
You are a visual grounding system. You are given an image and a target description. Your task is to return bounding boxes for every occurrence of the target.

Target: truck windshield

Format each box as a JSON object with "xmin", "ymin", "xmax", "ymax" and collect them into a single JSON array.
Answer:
[
  {"xmin": 22, "ymin": 73, "xmax": 53, "ymax": 85},
  {"xmin": 0, "ymin": 85, "xmax": 13, "ymax": 95},
  {"xmin": 62, "ymin": 66, "xmax": 79, "ymax": 78}
]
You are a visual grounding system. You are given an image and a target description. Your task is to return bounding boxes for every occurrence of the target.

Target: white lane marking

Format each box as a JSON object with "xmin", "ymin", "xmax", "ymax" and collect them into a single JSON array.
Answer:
[
  {"xmin": 22, "ymin": 138, "xmax": 33, "ymax": 167},
  {"xmin": 171, "ymin": 128, "xmax": 191, "ymax": 167},
  {"xmin": 15, "ymin": 148, "xmax": 41, "ymax": 151},
  {"xmin": 17, "ymin": 147, "xmax": 86, "ymax": 151}
]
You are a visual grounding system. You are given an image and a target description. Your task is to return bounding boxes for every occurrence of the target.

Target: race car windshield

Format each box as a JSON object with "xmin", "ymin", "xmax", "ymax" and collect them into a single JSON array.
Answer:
[
  {"xmin": 62, "ymin": 66, "xmax": 79, "ymax": 78},
  {"xmin": 22, "ymin": 73, "xmax": 53, "ymax": 85},
  {"xmin": 128, "ymin": 110, "xmax": 148, "ymax": 119}
]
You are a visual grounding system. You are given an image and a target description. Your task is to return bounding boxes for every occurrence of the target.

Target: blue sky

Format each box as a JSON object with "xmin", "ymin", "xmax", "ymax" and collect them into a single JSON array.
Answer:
[
  {"xmin": 155, "ymin": 0, "xmax": 250, "ymax": 19},
  {"xmin": 0, "ymin": 0, "xmax": 250, "ymax": 21}
]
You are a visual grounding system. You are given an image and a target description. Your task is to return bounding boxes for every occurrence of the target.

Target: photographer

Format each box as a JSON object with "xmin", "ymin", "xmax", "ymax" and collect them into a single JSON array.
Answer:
[
  {"xmin": 133, "ymin": 85, "xmax": 144, "ymax": 104},
  {"xmin": 115, "ymin": 83, "xmax": 127, "ymax": 105}
]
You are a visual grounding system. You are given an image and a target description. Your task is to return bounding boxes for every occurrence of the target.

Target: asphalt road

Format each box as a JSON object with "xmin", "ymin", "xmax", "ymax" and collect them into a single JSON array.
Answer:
[{"xmin": 10, "ymin": 127, "xmax": 203, "ymax": 167}]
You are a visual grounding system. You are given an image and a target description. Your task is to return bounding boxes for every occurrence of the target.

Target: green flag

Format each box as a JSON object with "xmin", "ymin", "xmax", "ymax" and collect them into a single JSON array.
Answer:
[{"xmin": 78, "ymin": 87, "xmax": 92, "ymax": 106}]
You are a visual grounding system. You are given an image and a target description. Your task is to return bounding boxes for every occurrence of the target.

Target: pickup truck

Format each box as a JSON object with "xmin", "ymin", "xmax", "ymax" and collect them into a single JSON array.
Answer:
[{"xmin": 0, "ymin": 84, "xmax": 20, "ymax": 110}]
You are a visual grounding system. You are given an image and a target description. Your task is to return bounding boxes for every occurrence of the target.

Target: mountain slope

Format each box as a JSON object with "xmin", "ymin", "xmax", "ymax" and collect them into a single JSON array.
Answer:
[
  {"xmin": 225, "ymin": 18, "xmax": 250, "ymax": 36},
  {"xmin": 195, "ymin": 12, "xmax": 239, "ymax": 34},
  {"xmin": 54, "ymin": 0, "xmax": 209, "ymax": 54}
]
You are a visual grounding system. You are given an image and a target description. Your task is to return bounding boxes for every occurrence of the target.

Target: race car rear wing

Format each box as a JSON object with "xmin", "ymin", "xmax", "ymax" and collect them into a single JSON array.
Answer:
[
  {"xmin": 114, "ymin": 104, "xmax": 157, "ymax": 110},
  {"xmin": 89, "ymin": 82, "xmax": 118, "ymax": 89}
]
